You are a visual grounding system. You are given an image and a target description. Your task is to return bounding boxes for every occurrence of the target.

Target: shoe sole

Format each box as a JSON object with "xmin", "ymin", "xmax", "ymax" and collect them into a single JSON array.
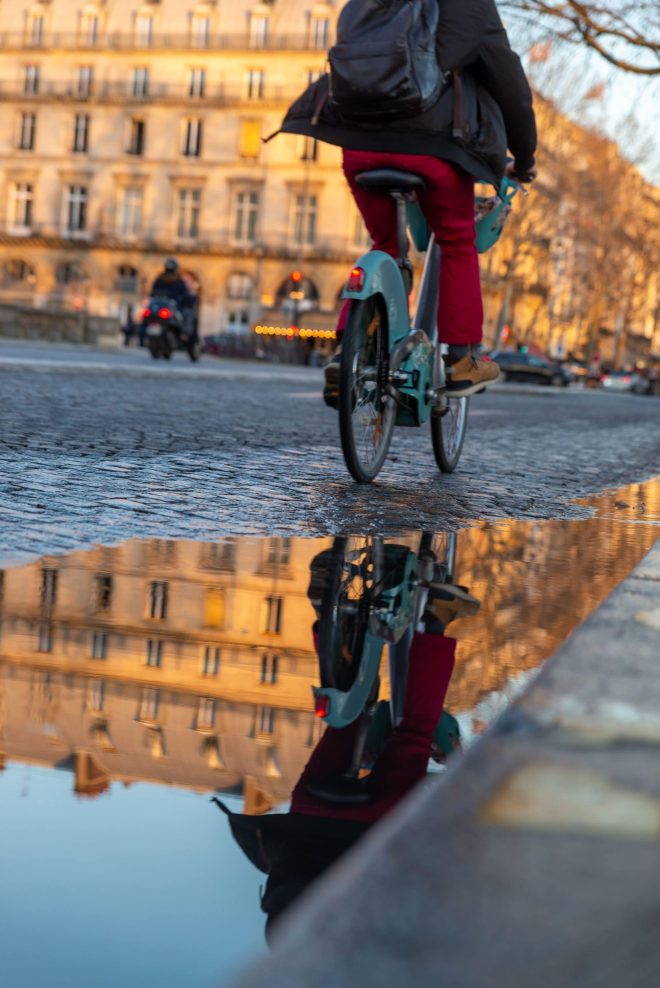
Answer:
[{"xmin": 446, "ymin": 372, "xmax": 502, "ymax": 399}]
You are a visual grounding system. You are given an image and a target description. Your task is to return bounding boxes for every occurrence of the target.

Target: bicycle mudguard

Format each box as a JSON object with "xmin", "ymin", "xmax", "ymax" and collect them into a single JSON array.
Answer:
[
  {"xmin": 475, "ymin": 177, "xmax": 520, "ymax": 254},
  {"xmin": 341, "ymin": 249, "xmax": 411, "ymax": 350},
  {"xmin": 312, "ymin": 633, "xmax": 384, "ymax": 728}
]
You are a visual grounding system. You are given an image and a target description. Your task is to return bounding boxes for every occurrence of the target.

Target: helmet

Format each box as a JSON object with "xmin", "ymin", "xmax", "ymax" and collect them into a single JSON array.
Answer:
[{"xmin": 164, "ymin": 257, "xmax": 179, "ymax": 274}]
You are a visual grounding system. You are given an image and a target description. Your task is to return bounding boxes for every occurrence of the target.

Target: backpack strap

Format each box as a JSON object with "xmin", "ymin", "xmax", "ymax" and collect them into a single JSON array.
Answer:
[{"xmin": 452, "ymin": 70, "xmax": 464, "ymax": 139}]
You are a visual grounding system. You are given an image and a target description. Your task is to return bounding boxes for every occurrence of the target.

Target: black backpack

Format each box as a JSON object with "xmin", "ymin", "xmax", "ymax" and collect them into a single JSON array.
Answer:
[{"xmin": 328, "ymin": 0, "xmax": 444, "ymax": 122}]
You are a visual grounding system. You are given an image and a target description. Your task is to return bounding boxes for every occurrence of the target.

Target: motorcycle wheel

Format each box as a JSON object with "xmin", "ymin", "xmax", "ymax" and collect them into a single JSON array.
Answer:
[
  {"xmin": 148, "ymin": 341, "xmax": 160, "ymax": 360},
  {"xmin": 188, "ymin": 341, "xmax": 201, "ymax": 362}
]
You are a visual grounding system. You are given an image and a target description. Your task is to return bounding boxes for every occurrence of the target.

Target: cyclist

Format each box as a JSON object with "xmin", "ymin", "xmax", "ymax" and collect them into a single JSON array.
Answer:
[{"xmin": 276, "ymin": 0, "xmax": 537, "ymax": 405}]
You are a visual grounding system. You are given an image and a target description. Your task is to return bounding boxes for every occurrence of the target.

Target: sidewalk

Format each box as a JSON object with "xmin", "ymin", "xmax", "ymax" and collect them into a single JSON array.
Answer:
[{"xmin": 233, "ymin": 543, "xmax": 660, "ymax": 988}]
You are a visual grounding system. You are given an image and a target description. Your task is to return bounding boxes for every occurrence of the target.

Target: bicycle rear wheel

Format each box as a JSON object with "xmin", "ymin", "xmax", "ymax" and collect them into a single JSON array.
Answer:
[
  {"xmin": 339, "ymin": 296, "xmax": 396, "ymax": 483},
  {"xmin": 431, "ymin": 396, "xmax": 469, "ymax": 473},
  {"xmin": 318, "ymin": 538, "xmax": 373, "ymax": 693}
]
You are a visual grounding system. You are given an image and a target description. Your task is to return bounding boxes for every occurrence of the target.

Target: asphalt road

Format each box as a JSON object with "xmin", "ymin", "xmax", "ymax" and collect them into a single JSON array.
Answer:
[{"xmin": 1, "ymin": 340, "xmax": 660, "ymax": 557}]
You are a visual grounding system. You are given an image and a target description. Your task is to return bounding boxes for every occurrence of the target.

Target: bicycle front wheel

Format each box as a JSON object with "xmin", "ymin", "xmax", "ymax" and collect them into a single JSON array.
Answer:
[
  {"xmin": 339, "ymin": 296, "xmax": 396, "ymax": 483},
  {"xmin": 431, "ymin": 396, "xmax": 469, "ymax": 473}
]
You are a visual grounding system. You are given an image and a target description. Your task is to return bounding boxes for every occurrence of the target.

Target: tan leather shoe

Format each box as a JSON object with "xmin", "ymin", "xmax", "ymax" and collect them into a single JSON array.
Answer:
[{"xmin": 446, "ymin": 355, "xmax": 501, "ymax": 397}]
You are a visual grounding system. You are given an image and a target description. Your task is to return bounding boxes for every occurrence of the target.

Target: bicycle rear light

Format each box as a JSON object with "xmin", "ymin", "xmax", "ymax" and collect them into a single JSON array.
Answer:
[
  {"xmin": 347, "ymin": 267, "xmax": 365, "ymax": 292},
  {"xmin": 314, "ymin": 695, "xmax": 330, "ymax": 718}
]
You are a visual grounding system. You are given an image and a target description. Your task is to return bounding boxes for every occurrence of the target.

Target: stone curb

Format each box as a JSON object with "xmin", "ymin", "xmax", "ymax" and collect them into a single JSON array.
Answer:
[{"xmin": 232, "ymin": 542, "xmax": 660, "ymax": 988}]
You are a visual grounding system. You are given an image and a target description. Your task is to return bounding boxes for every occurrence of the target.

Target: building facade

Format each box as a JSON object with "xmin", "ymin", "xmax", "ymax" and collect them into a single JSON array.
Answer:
[{"xmin": 0, "ymin": 0, "xmax": 364, "ymax": 341}]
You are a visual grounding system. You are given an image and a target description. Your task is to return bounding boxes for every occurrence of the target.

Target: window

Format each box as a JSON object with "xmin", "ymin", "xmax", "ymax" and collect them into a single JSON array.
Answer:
[
  {"xmin": 116, "ymin": 264, "xmax": 139, "ymax": 292},
  {"xmin": 95, "ymin": 574, "xmax": 113, "ymax": 611},
  {"xmin": 37, "ymin": 622, "xmax": 53, "ymax": 653},
  {"xmin": 149, "ymin": 581, "xmax": 168, "ymax": 619},
  {"xmin": 81, "ymin": 12, "xmax": 100, "ymax": 46},
  {"xmin": 311, "ymin": 17, "xmax": 330, "ymax": 49},
  {"xmin": 298, "ymin": 136, "xmax": 318, "ymax": 162},
  {"xmin": 41, "ymin": 568, "xmax": 58, "ymax": 608},
  {"xmin": 118, "ymin": 186, "xmax": 143, "ymax": 239},
  {"xmin": 189, "ymin": 68, "xmax": 206, "ymax": 98},
  {"xmin": 238, "ymin": 118, "xmax": 261, "ymax": 159},
  {"xmin": 73, "ymin": 113, "xmax": 89, "ymax": 153},
  {"xmin": 202, "ymin": 646, "xmax": 221, "ymax": 677},
  {"xmin": 292, "ymin": 193, "xmax": 318, "ymax": 246},
  {"xmin": 226, "ymin": 309, "xmax": 250, "ymax": 333},
  {"xmin": 351, "ymin": 210, "xmax": 372, "ymax": 249},
  {"xmin": 260, "ymin": 653, "xmax": 278, "ymax": 685},
  {"xmin": 245, "ymin": 69, "xmax": 264, "ymax": 100},
  {"xmin": 64, "ymin": 185, "xmax": 88, "ymax": 234},
  {"xmin": 191, "ymin": 13, "xmax": 211, "ymax": 48},
  {"xmin": 3, "ymin": 259, "xmax": 36, "ymax": 287},
  {"xmin": 18, "ymin": 112, "xmax": 36, "ymax": 151},
  {"xmin": 262, "ymin": 595, "xmax": 283, "ymax": 635},
  {"xmin": 249, "ymin": 14, "xmax": 269, "ymax": 49},
  {"xmin": 145, "ymin": 638, "xmax": 163, "ymax": 668},
  {"xmin": 204, "ymin": 588, "xmax": 225, "ymax": 628},
  {"xmin": 8, "ymin": 183, "xmax": 33, "ymax": 233},
  {"xmin": 176, "ymin": 188, "xmax": 201, "ymax": 239},
  {"xmin": 77, "ymin": 66, "xmax": 94, "ymax": 98},
  {"xmin": 255, "ymin": 706, "xmax": 276, "ymax": 738},
  {"xmin": 91, "ymin": 630, "xmax": 108, "ymax": 660},
  {"xmin": 197, "ymin": 697, "xmax": 217, "ymax": 730},
  {"xmin": 135, "ymin": 14, "xmax": 154, "ymax": 47},
  {"xmin": 126, "ymin": 118, "xmax": 145, "ymax": 155},
  {"xmin": 226, "ymin": 272, "xmax": 253, "ymax": 300},
  {"xmin": 265, "ymin": 537, "xmax": 291, "ymax": 567},
  {"xmin": 233, "ymin": 190, "xmax": 259, "ymax": 244},
  {"xmin": 182, "ymin": 118, "xmax": 203, "ymax": 157},
  {"xmin": 56, "ymin": 261, "xmax": 86, "ymax": 286},
  {"xmin": 132, "ymin": 67, "xmax": 149, "ymax": 98},
  {"xmin": 200, "ymin": 539, "xmax": 236, "ymax": 571},
  {"xmin": 139, "ymin": 688, "xmax": 160, "ymax": 722},
  {"xmin": 88, "ymin": 679, "xmax": 105, "ymax": 713},
  {"xmin": 28, "ymin": 12, "xmax": 45, "ymax": 46},
  {"xmin": 23, "ymin": 65, "xmax": 40, "ymax": 95}
]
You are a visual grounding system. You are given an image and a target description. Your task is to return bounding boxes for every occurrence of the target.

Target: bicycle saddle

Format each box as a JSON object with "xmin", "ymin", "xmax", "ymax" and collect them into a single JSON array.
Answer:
[{"xmin": 355, "ymin": 169, "xmax": 426, "ymax": 194}]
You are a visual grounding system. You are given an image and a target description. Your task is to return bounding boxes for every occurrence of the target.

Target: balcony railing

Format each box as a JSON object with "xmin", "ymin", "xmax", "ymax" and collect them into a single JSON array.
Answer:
[
  {"xmin": 0, "ymin": 80, "xmax": 300, "ymax": 105},
  {"xmin": 0, "ymin": 31, "xmax": 331, "ymax": 53}
]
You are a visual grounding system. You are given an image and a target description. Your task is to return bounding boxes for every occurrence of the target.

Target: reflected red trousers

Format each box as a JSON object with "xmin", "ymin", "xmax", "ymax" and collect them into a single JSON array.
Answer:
[
  {"xmin": 291, "ymin": 633, "xmax": 457, "ymax": 822},
  {"xmin": 338, "ymin": 150, "xmax": 482, "ymax": 345}
]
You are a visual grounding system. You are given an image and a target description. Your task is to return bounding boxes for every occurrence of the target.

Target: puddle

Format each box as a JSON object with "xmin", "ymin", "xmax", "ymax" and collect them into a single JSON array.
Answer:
[{"xmin": 0, "ymin": 479, "xmax": 659, "ymax": 987}]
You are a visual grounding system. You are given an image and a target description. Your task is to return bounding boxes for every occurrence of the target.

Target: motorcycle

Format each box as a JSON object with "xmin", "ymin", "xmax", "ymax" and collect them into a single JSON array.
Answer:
[{"xmin": 141, "ymin": 296, "xmax": 201, "ymax": 362}]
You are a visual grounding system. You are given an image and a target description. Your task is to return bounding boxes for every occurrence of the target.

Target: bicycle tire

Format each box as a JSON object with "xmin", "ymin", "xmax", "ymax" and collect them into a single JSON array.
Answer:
[
  {"xmin": 431, "ymin": 396, "xmax": 469, "ymax": 473},
  {"xmin": 339, "ymin": 297, "xmax": 396, "ymax": 483},
  {"xmin": 318, "ymin": 538, "xmax": 368, "ymax": 693}
]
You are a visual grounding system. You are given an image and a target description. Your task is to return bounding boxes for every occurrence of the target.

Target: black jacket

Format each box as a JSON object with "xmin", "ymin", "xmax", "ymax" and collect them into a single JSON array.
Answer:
[
  {"xmin": 150, "ymin": 272, "xmax": 195, "ymax": 307},
  {"xmin": 277, "ymin": 0, "xmax": 536, "ymax": 185}
]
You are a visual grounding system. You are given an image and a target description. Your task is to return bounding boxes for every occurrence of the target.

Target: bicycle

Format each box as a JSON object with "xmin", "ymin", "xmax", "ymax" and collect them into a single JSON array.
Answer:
[
  {"xmin": 336, "ymin": 172, "xmax": 520, "ymax": 483},
  {"xmin": 308, "ymin": 531, "xmax": 457, "ymax": 803}
]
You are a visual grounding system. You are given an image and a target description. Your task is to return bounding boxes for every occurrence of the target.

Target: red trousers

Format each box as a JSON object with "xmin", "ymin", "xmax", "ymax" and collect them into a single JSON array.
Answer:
[
  {"xmin": 339, "ymin": 150, "xmax": 482, "ymax": 345},
  {"xmin": 291, "ymin": 633, "xmax": 457, "ymax": 822}
]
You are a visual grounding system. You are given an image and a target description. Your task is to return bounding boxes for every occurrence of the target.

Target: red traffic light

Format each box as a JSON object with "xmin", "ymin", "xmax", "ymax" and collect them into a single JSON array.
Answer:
[{"xmin": 291, "ymin": 270, "xmax": 302, "ymax": 283}]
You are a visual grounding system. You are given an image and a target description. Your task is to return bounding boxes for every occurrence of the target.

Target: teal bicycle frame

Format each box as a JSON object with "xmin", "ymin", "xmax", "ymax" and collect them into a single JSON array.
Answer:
[{"xmin": 338, "ymin": 176, "xmax": 520, "ymax": 431}]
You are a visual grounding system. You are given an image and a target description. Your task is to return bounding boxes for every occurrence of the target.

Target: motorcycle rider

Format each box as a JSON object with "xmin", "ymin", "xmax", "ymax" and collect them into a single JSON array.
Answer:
[
  {"xmin": 150, "ymin": 258, "xmax": 198, "ymax": 340},
  {"xmin": 276, "ymin": 0, "xmax": 538, "ymax": 406}
]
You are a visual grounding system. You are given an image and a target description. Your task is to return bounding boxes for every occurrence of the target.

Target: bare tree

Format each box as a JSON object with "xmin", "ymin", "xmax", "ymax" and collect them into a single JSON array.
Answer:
[{"xmin": 502, "ymin": 1, "xmax": 660, "ymax": 75}]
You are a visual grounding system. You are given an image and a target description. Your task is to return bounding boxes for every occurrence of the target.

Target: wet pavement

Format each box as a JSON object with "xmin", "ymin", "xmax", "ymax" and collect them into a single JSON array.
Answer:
[
  {"xmin": 2, "ymin": 341, "xmax": 660, "ymax": 556},
  {"xmin": 1, "ymin": 477, "xmax": 659, "ymax": 987}
]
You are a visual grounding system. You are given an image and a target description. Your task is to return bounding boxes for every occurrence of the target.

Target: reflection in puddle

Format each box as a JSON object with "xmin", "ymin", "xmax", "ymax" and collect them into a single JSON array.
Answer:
[{"xmin": 0, "ymin": 479, "xmax": 658, "ymax": 984}]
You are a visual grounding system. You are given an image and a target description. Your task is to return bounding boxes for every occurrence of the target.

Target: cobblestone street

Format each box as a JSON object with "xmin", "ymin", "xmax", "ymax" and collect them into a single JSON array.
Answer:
[{"xmin": 2, "ymin": 341, "xmax": 660, "ymax": 557}]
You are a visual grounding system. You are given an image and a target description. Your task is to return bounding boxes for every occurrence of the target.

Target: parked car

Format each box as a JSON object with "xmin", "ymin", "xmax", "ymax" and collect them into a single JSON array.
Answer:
[
  {"xmin": 489, "ymin": 350, "xmax": 572, "ymax": 386},
  {"xmin": 600, "ymin": 370, "xmax": 654, "ymax": 395}
]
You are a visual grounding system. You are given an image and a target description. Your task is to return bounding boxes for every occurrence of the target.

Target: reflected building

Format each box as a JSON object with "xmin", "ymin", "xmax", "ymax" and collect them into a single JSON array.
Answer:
[{"xmin": 0, "ymin": 485, "xmax": 657, "ymax": 805}]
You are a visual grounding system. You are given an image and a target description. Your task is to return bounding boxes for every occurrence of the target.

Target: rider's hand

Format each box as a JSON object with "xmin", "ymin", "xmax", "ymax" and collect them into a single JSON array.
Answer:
[{"xmin": 505, "ymin": 161, "xmax": 537, "ymax": 183}]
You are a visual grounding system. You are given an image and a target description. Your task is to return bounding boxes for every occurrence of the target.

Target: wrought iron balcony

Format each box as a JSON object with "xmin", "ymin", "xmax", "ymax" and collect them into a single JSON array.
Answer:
[
  {"xmin": 0, "ymin": 79, "xmax": 301, "ymax": 106},
  {"xmin": 0, "ymin": 30, "xmax": 330, "ymax": 54}
]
